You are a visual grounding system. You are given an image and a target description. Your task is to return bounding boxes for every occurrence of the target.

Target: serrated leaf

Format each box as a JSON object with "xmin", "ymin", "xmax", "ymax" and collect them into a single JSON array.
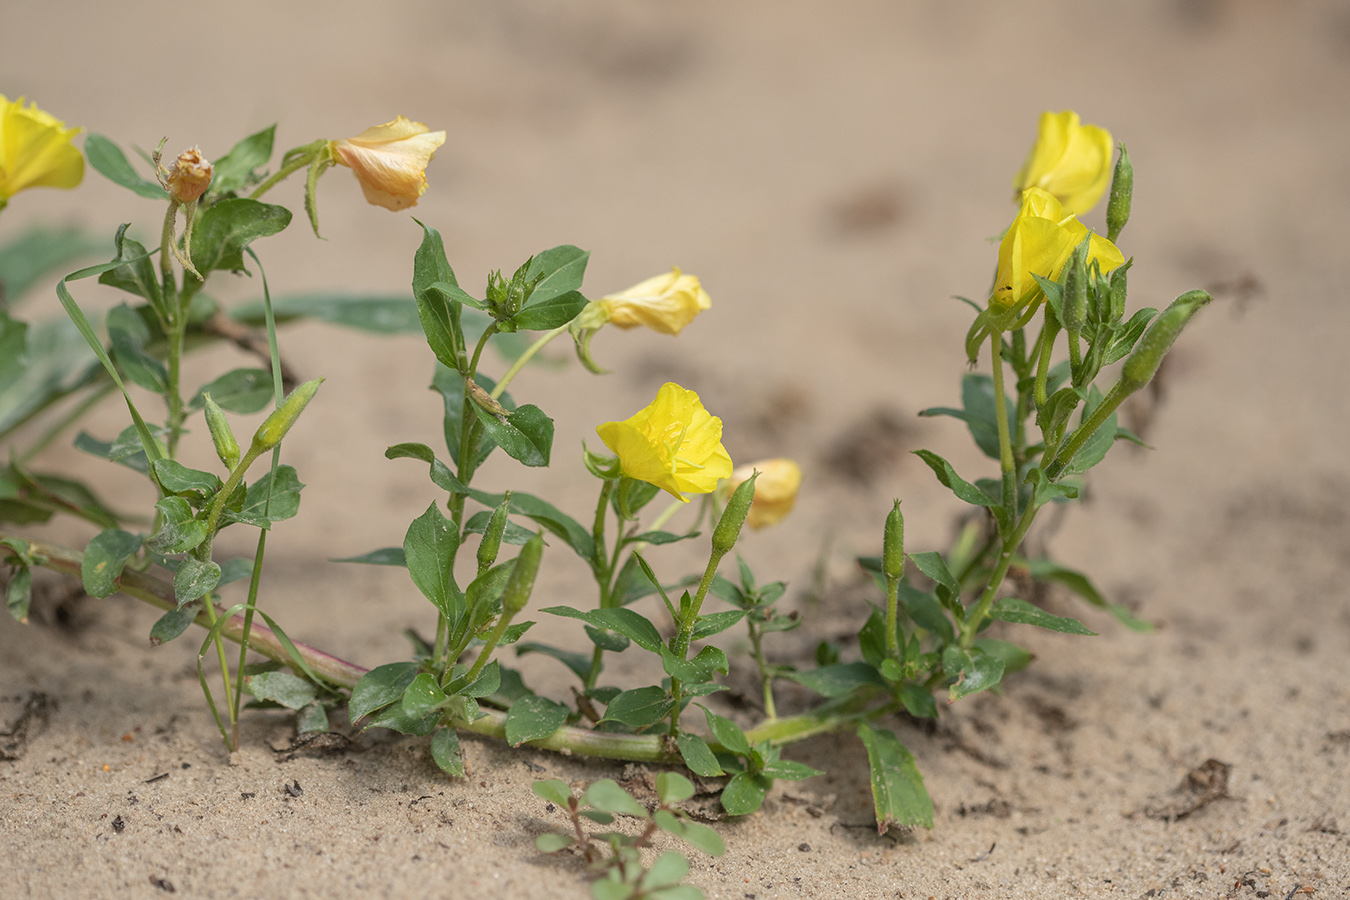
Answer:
[
  {"xmin": 857, "ymin": 723, "xmax": 934, "ymax": 831},
  {"xmin": 990, "ymin": 597, "xmax": 1095, "ymax": 635},
  {"xmin": 504, "ymin": 695, "xmax": 569, "ymax": 746}
]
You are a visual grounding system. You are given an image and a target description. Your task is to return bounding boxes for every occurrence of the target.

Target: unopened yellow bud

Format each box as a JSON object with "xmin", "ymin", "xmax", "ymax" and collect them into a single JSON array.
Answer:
[
  {"xmin": 250, "ymin": 379, "xmax": 323, "ymax": 454},
  {"xmin": 718, "ymin": 458, "xmax": 802, "ymax": 529}
]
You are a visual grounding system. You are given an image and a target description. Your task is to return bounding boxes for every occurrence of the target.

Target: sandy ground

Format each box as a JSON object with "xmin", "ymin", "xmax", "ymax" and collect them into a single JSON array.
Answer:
[{"xmin": 4, "ymin": 1, "xmax": 1350, "ymax": 897}]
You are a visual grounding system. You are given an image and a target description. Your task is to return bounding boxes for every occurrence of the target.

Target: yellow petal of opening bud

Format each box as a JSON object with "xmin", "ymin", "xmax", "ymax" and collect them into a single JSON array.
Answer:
[
  {"xmin": 596, "ymin": 383, "xmax": 733, "ymax": 502},
  {"xmin": 165, "ymin": 146, "xmax": 213, "ymax": 203},
  {"xmin": 719, "ymin": 458, "xmax": 802, "ymax": 529},
  {"xmin": 330, "ymin": 116, "xmax": 447, "ymax": 211},
  {"xmin": 1013, "ymin": 110, "xmax": 1114, "ymax": 216},
  {"xmin": 0, "ymin": 95, "xmax": 84, "ymax": 204},
  {"xmin": 599, "ymin": 268, "xmax": 711, "ymax": 336}
]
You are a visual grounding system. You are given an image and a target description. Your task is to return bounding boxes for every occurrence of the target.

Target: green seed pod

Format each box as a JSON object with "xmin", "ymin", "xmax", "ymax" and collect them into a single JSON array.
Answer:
[
  {"xmin": 713, "ymin": 473, "xmax": 757, "ymax": 554},
  {"xmin": 882, "ymin": 500, "xmax": 904, "ymax": 584},
  {"xmin": 1120, "ymin": 290, "xmax": 1212, "ymax": 393},
  {"xmin": 250, "ymin": 378, "xmax": 323, "ymax": 454},
  {"xmin": 1106, "ymin": 144, "xmax": 1133, "ymax": 243},
  {"xmin": 500, "ymin": 531, "xmax": 545, "ymax": 616},
  {"xmin": 477, "ymin": 492, "xmax": 513, "ymax": 574},
  {"xmin": 203, "ymin": 394, "xmax": 240, "ymax": 471}
]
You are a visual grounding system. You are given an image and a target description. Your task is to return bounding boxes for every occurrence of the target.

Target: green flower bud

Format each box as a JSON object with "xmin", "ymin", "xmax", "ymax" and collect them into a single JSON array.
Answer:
[
  {"xmin": 500, "ymin": 531, "xmax": 545, "ymax": 616},
  {"xmin": 250, "ymin": 378, "xmax": 323, "ymax": 454},
  {"xmin": 477, "ymin": 492, "xmax": 513, "ymax": 575},
  {"xmin": 1106, "ymin": 144, "xmax": 1133, "ymax": 243},
  {"xmin": 1062, "ymin": 239, "xmax": 1090, "ymax": 336},
  {"xmin": 882, "ymin": 500, "xmax": 904, "ymax": 584},
  {"xmin": 1120, "ymin": 290, "xmax": 1212, "ymax": 393},
  {"xmin": 203, "ymin": 394, "xmax": 240, "ymax": 471},
  {"xmin": 713, "ymin": 472, "xmax": 757, "ymax": 554}
]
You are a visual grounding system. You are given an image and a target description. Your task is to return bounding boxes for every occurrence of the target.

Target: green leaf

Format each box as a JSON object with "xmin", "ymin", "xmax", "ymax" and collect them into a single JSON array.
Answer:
[
  {"xmin": 907, "ymin": 551, "xmax": 961, "ymax": 601},
  {"xmin": 105, "ymin": 304, "xmax": 167, "ymax": 393},
  {"xmin": 784, "ymin": 662, "xmax": 886, "ymax": 699},
  {"xmin": 1025, "ymin": 558, "xmax": 1152, "ymax": 631},
  {"xmin": 403, "ymin": 502, "xmax": 461, "ymax": 622},
  {"xmin": 469, "ymin": 489, "xmax": 593, "ymax": 563},
  {"xmin": 232, "ymin": 293, "xmax": 421, "ymax": 334},
  {"xmin": 511, "ymin": 290, "xmax": 588, "ymax": 331},
  {"xmin": 720, "ymin": 773, "xmax": 771, "ymax": 816},
  {"xmin": 173, "ymin": 556, "xmax": 220, "ymax": 607},
  {"xmin": 332, "ymin": 547, "xmax": 406, "ymax": 567},
  {"xmin": 691, "ymin": 609, "xmax": 747, "ymax": 641},
  {"xmin": 2, "ymin": 538, "xmax": 34, "ymax": 622},
  {"xmin": 911, "ymin": 450, "xmax": 998, "ymax": 507},
  {"xmin": 81, "ymin": 528, "xmax": 142, "ymax": 599},
  {"xmin": 385, "ymin": 441, "xmax": 472, "ymax": 495},
  {"xmin": 464, "ymin": 509, "xmax": 535, "ymax": 545},
  {"xmin": 148, "ymin": 604, "xmax": 197, "ymax": 645},
  {"xmin": 145, "ymin": 496, "xmax": 207, "ymax": 554},
  {"xmin": 412, "ymin": 221, "xmax": 464, "ymax": 371},
  {"xmin": 221, "ymin": 465, "xmax": 303, "ymax": 528},
  {"xmin": 659, "ymin": 645, "xmax": 728, "ymax": 683},
  {"xmin": 524, "ymin": 245, "xmax": 589, "ymax": 305},
  {"xmin": 699, "ymin": 706, "xmax": 750, "ymax": 755},
  {"xmin": 84, "ymin": 134, "xmax": 165, "ymax": 200},
  {"xmin": 401, "ymin": 672, "xmax": 449, "ymax": 718},
  {"xmin": 208, "ymin": 125, "xmax": 275, "ymax": 197},
  {"xmin": 652, "ymin": 809, "xmax": 725, "ymax": 857},
  {"xmin": 916, "ymin": 373, "xmax": 1014, "ymax": 461},
  {"xmin": 534, "ymin": 833, "xmax": 573, "ymax": 853},
  {"xmin": 943, "ymin": 646, "xmax": 1005, "ymax": 701},
  {"xmin": 190, "ymin": 199, "xmax": 292, "ymax": 274},
  {"xmin": 188, "ymin": 368, "xmax": 274, "ymax": 414},
  {"xmin": 531, "ymin": 779, "xmax": 574, "ymax": 807},
  {"xmin": 898, "ymin": 684, "xmax": 938, "ymax": 719},
  {"xmin": 348, "ymin": 661, "xmax": 419, "ymax": 723},
  {"xmin": 656, "ymin": 771, "xmax": 695, "ymax": 805},
  {"xmin": 504, "ymin": 695, "xmax": 569, "ymax": 746},
  {"xmin": 541, "ymin": 606, "xmax": 664, "ymax": 653},
  {"xmin": 643, "ymin": 852, "xmax": 689, "ymax": 889},
  {"xmin": 361, "ymin": 702, "xmax": 442, "ymax": 737},
  {"xmin": 97, "ymin": 228, "xmax": 161, "ymax": 308},
  {"xmin": 514, "ymin": 642, "xmax": 592, "ymax": 681},
  {"xmin": 598, "ymin": 687, "xmax": 672, "ymax": 729},
  {"xmin": 583, "ymin": 779, "xmax": 648, "ymax": 818},
  {"xmin": 249, "ymin": 670, "xmax": 318, "ymax": 710},
  {"xmin": 760, "ymin": 758, "xmax": 823, "ymax": 781},
  {"xmin": 430, "ymin": 365, "xmax": 500, "ymax": 470},
  {"xmin": 472, "ymin": 403, "xmax": 553, "ymax": 468},
  {"xmin": 461, "ymin": 661, "xmax": 502, "ymax": 698},
  {"xmin": 430, "ymin": 727, "xmax": 465, "ymax": 776},
  {"xmin": 150, "ymin": 459, "xmax": 221, "ymax": 502},
  {"xmin": 856, "ymin": 723, "xmax": 933, "ymax": 830},
  {"xmin": 585, "ymin": 625, "xmax": 630, "ymax": 652},
  {"xmin": 973, "ymin": 637, "xmax": 1034, "ymax": 674},
  {"xmin": 297, "ymin": 703, "xmax": 329, "ymax": 735},
  {"xmin": 898, "ymin": 581, "xmax": 955, "ymax": 643},
  {"xmin": 990, "ymin": 597, "xmax": 1095, "ymax": 635},
  {"xmin": 0, "ymin": 225, "xmax": 105, "ymax": 305}
]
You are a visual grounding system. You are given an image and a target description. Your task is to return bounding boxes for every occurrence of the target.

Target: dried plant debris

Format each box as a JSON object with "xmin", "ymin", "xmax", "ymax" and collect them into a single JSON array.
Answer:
[
  {"xmin": 269, "ymin": 731, "xmax": 353, "ymax": 761},
  {"xmin": 1141, "ymin": 758, "xmax": 1234, "ymax": 821},
  {"xmin": 0, "ymin": 692, "xmax": 52, "ymax": 760}
]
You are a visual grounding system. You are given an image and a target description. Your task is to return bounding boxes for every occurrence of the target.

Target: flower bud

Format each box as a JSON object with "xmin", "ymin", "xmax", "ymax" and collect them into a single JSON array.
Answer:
[
  {"xmin": 718, "ymin": 458, "xmax": 802, "ymax": 529},
  {"xmin": 1013, "ymin": 110, "xmax": 1113, "ymax": 216},
  {"xmin": 477, "ymin": 492, "xmax": 513, "ymax": 574},
  {"xmin": 713, "ymin": 473, "xmax": 757, "ymax": 554},
  {"xmin": 1106, "ymin": 144, "xmax": 1133, "ymax": 244},
  {"xmin": 1120, "ymin": 290, "xmax": 1212, "ymax": 394},
  {"xmin": 500, "ymin": 532, "xmax": 544, "ymax": 616},
  {"xmin": 203, "ymin": 394, "xmax": 240, "ymax": 471},
  {"xmin": 599, "ymin": 268, "xmax": 711, "ymax": 336},
  {"xmin": 882, "ymin": 500, "xmax": 905, "ymax": 584},
  {"xmin": 1061, "ymin": 239, "xmax": 1090, "ymax": 336},
  {"xmin": 1107, "ymin": 259, "xmax": 1131, "ymax": 323},
  {"xmin": 164, "ymin": 146, "xmax": 213, "ymax": 203},
  {"xmin": 250, "ymin": 378, "xmax": 323, "ymax": 454}
]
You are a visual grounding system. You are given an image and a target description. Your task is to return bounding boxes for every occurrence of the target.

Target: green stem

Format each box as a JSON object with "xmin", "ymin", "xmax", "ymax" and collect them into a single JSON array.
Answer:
[
  {"xmin": 230, "ymin": 527, "xmax": 269, "ymax": 749},
  {"xmin": 990, "ymin": 330, "xmax": 1016, "ymax": 529},
  {"xmin": 1043, "ymin": 379, "xmax": 1130, "ymax": 481},
  {"xmin": 1033, "ymin": 317, "xmax": 1060, "ymax": 408},
  {"xmin": 668, "ymin": 547, "xmax": 728, "ymax": 736},
  {"xmin": 959, "ymin": 501, "xmax": 1041, "ymax": 648},
  {"xmin": 489, "ymin": 324, "xmax": 568, "ymax": 401},
  {"xmin": 747, "ymin": 618, "xmax": 778, "ymax": 720},
  {"xmin": 249, "ymin": 154, "xmax": 313, "ymax": 201}
]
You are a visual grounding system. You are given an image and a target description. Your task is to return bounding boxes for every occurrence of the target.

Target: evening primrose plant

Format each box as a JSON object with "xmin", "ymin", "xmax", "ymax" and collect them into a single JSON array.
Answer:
[{"xmin": 1, "ymin": 104, "xmax": 1211, "ymax": 888}]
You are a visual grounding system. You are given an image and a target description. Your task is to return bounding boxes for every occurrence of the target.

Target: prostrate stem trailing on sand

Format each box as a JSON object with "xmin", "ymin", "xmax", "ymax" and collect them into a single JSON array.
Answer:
[{"xmin": 1, "ymin": 107, "xmax": 1211, "ymax": 897}]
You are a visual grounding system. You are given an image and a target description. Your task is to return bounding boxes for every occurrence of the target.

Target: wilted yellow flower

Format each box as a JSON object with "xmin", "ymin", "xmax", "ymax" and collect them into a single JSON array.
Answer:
[
  {"xmin": 719, "ymin": 458, "xmax": 802, "ymax": 529},
  {"xmin": 1013, "ymin": 110, "xmax": 1113, "ymax": 216},
  {"xmin": 600, "ymin": 268, "xmax": 711, "ymax": 336},
  {"xmin": 990, "ymin": 187, "xmax": 1124, "ymax": 314},
  {"xmin": 164, "ymin": 146, "xmax": 212, "ymax": 203},
  {"xmin": 330, "ymin": 116, "xmax": 446, "ymax": 211},
  {"xmin": 0, "ymin": 95, "xmax": 83, "ymax": 209},
  {"xmin": 597, "ymin": 383, "xmax": 733, "ymax": 502}
]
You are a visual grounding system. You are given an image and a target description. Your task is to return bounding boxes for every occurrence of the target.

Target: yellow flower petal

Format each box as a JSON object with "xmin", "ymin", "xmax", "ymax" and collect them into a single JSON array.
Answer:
[
  {"xmin": 330, "ymin": 116, "xmax": 446, "ymax": 211},
  {"xmin": 599, "ymin": 268, "xmax": 711, "ymax": 335},
  {"xmin": 990, "ymin": 188, "xmax": 1124, "ymax": 313},
  {"xmin": 597, "ymin": 383, "xmax": 733, "ymax": 502},
  {"xmin": 719, "ymin": 458, "xmax": 802, "ymax": 529},
  {"xmin": 1013, "ymin": 110, "xmax": 1113, "ymax": 216},
  {"xmin": 0, "ymin": 95, "xmax": 84, "ymax": 205}
]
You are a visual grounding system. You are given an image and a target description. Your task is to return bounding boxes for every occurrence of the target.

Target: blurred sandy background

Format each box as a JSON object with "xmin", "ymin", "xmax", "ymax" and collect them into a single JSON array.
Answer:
[{"xmin": 3, "ymin": 2, "xmax": 1350, "ymax": 898}]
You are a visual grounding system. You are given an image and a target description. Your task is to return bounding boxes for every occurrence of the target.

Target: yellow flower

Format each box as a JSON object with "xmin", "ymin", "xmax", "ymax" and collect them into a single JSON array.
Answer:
[
  {"xmin": 0, "ymin": 95, "xmax": 83, "ymax": 209},
  {"xmin": 164, "ymin": 146, "xmax": 213, "ymax": 203},
  {"xmin": 719, "ymin": 458, "xmax": 802, "ymax": 529},
  {"xmin": 990, "ymin": 187, "xmax": 1124, "ymax": 314},
  {"xmin": 1013, "ymin": 110, "xmax": 1113, "ymax": 216},
  {"xmin": 599, "ymin": 268, "xmax": 711, "ymax": 336},
  {"xmin": 597, "ymin": 383, "xmax": 733, "ymax": 502},
  {"xmin": 330, "ymin": 116, "xmax": 446, "ymax": 211}
]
